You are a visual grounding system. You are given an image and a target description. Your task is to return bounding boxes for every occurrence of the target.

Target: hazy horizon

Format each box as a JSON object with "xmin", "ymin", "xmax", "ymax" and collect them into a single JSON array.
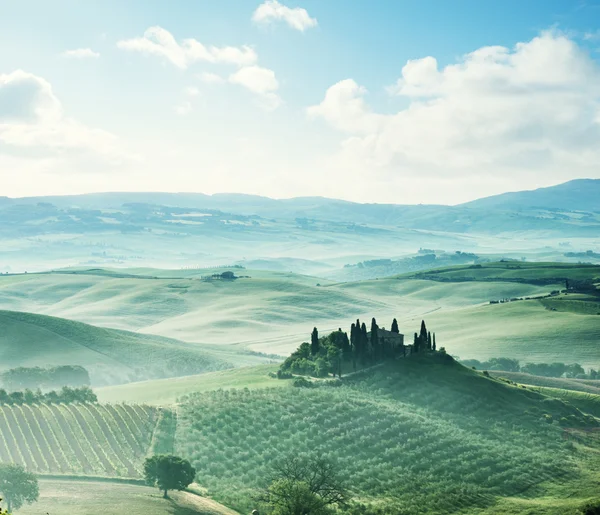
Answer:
[{"xmin": 1, "ymin": 176, "xmax": 599, "ymax": 208}]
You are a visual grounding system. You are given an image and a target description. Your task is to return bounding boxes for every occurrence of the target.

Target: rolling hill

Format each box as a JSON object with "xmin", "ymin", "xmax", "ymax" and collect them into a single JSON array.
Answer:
[
  {"xmin": 173, "ymin": 355, "xmax": 600, "ymax": 514},
  {"xmin": 0, "ymin": 262, "xmax": 597, "ymax": 367},
  {"xmin": 0, "ymin": 310, "xmax": 241, "ymax": 386}
]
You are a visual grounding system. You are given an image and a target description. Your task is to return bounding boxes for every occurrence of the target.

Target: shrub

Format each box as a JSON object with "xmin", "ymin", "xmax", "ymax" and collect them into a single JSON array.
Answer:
[{"xmin": 292, "ymin": 377, "xmax": 314, "ymax": 388}]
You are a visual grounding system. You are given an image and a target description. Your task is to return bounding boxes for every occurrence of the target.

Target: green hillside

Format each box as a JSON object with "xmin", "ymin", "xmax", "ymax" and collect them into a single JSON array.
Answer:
[
  {"xmin": 0, "ymin": 264, "xmax": 587, "ymax": 353},
  {"xmin": 173, "ymin": 355, "xmax": 600, "ymax": 514},
  {"xmin": 96, "ymin": 365, "xmax": 283, "ymax": 405},
  {"xmin": 489, "ymin": 371, "xmax": 600, "ymax": 395},
  {"xmin": 525, "ymin": 387, "xmax": 600, "ymax": 418},
  {"xmin": 0, "ymin": 310, "xmax": 237, "ymax": 386}
]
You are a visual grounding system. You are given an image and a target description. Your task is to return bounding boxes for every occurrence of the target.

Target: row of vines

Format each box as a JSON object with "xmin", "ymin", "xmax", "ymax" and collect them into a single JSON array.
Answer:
[{"xmin": 0, "ymin": 403, "xmax": 162, "ymax": 478}]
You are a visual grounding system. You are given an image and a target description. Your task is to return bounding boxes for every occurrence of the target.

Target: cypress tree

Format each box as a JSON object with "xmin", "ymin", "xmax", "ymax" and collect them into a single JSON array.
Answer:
[
  {"xmin": 342, "ymin": 332, "xmax": 350, "ymax": 354},
  {"xmin": 427, "ymin": 331, "xmax": 432, "ymax": 351},
  {"xmin": 370, "ymin": 318, "xmax": 379, "ymax": 361},
  {"xmin": 391, "ymin": 318, "xmax": 399, "ymax": 334},
  {"xmin": 420, "ymin": 320, "xmax": 428, "ymax": 342},
  {"xmin": 360, "ymin": 323, "xmax": 368, "ymax": 361},
  {"xmin": 350, "ymin": 324, "xmax": 357, "ymax": 370},
  {"xmin": 432, "ymin": 332, "xmax": 436, "ymax": 351},
  {"xmin": 413, "ymin": 332, "xmax": 419, "ymax": 353},
  {"xmin": 311, "ymin": 327, "xmax": 319, "ymax": 355}
]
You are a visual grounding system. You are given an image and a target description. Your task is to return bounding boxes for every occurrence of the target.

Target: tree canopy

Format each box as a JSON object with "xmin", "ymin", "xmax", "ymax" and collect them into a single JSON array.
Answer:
[
  {"xmin": 143, "ymin": 454, "xmax": 196, "ymax": 498},
  {"xmin": 259, "ymin": 455, "xmax": 348, "ymax": 515},
  {"xmin": 0, "ymin": 463, "xmax": 39, "ymax": 512}
]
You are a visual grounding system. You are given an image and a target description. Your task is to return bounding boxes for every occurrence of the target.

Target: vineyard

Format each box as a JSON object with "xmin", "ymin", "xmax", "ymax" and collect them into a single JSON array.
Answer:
[
  {"xmin": 176, "ymin": 355, "xmax": 600, "ymax": 514},
  {"xmin": 0, "ymin": 402, "xmax": 164, "ymax": 478}
]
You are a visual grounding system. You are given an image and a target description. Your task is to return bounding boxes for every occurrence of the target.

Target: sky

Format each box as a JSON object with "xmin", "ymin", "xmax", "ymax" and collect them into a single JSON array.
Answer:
[{"xmin": 1, "ymin": 0, "xmax": 600, "ymax": 205}]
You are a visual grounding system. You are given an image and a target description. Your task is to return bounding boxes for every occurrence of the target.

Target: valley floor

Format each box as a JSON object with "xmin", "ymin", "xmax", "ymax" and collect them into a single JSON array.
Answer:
[{"xmin": 17, "ymin": 479, "xmax": 239, "ymax": 515}]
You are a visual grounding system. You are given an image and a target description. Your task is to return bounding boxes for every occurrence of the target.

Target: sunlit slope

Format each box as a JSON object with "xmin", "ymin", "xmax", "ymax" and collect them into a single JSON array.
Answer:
[
  {"xmin": 0, "ymin": 263, "xmax": 597, "ymax": 364},
  {"xmin": 17, "ymin": 479, "xmax": 240, "ymax": 515},
  {"xmin": 96, "ymin": 365, "xmax": 283, "ymax": 405},
  {"xmin": 0, "ymin": 267, "xmax": 561, "ymax": 349},
  {"xmin": 175, "ymin": 355, "xmax": 600, "ymax": 514},
  {"xmin": 0, "ymin": 310, "xmax": 233, "ymax": 385},
  {"xmin": 489, "ymin": 371, "xmax": 600, "ymax": 395},
  {"xmin": 411, "ymin": 300, "xmax": 600, "ymax": 368}
]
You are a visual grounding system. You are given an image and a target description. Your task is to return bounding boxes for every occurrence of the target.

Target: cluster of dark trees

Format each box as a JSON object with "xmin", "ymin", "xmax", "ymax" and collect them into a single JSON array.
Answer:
[
  {"xmin": 0, "ymin": 386, "xmax": 97, "ymax": 405},
  {"xmin": 281, "ymin": 318, "xmax": 437, "ymax": 378},
  {"xmin": 0, "ymin": 365, "xmax": 90, "ymax": 391},
  {"xmin": 413, "ymin": 320, "xmax": 436, "ymax": 353},
  {"xmin": 460, "ymin": 357, "xmax": 598, "ymax": 379},
  {"xmin": 565, "ymin": 278, "xmax": 599, "ymax": 294}
]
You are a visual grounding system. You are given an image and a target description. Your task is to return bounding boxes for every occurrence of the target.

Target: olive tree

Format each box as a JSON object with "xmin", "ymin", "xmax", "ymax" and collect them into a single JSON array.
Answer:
[
  {"xmin": 259, "ymin": 455, "xmax": 348, "ymax": 515},
  {"xmin": 0, "ymin": 464, "xmax": 39, "ymax": 512},
  {"xmin": 143, "ymin": 455, "xmax": 195, "ymax": 498}
]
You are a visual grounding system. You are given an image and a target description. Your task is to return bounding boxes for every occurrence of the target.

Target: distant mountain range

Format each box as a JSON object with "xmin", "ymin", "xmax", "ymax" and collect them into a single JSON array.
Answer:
[
  {"xmin": 463, "ymin": 179, "xmax": 600, "ymax": 212},
  {"xmin": 1, "ymin": 178, "xmax": 598, "ymax": 219},
  {"xmin": 0, "ymin": 179, "xmax": 598, "ymax": 273}
]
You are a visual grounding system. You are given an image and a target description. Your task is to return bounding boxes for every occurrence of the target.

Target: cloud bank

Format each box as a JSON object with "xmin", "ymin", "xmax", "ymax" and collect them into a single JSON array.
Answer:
[{"xmin": 309, "ymin": 31, "xmax": 600, "ymax": 199}]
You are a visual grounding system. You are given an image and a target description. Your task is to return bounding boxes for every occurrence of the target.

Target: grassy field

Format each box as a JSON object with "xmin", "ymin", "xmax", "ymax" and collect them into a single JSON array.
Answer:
[
  {"xmin": 489, "ymin": 371, "xmax": 600, "ymax": 395},
  {"xmin": 414, "ymin": 299, "xmax": 600, "ymax": 368},
  {"xmin": 172, "ymin": 355, "xmax": 600, "ymax": 514},
  {"xmin": 96, "ymin": 365, "xmax": 284, "ymax": 405},
  {"xmin": 517, "ymin": 386, "xmax": 600, "ymax": 418},
  {"xmin": 0, "ymin": 402, "xmax": 160, "ymax": 477},
  {"xmin": 2, "ymin": 263, "xmax": 595, "ymax": 364},
  {"xmin": 15, "ymin": 479, "xmax": 239, "ymax": 515},
  {"xmin": 406, "ymin": 261, "xmax": 600, "ymax": 282}
]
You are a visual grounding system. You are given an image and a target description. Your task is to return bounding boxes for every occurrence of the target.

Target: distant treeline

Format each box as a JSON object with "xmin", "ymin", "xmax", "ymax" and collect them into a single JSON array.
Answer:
[
  {"xmin": 0, "ymin": 386, "xmax": 97, "ymax": 405},
  {"xmin": 460, "ymin": 357, "xmax": 598, "ymax": 379},
  {"xmin": 0, "ymin": 365, "xmax": 91, "ymax": 391},
  {"xmin": 564, "ymin": 250, "xmax": 600, "ymax": 259}
]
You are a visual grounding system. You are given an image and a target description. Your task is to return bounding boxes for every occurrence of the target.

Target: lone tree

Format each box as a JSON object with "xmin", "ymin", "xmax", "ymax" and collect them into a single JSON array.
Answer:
[
  {"xmin": 143, "ymin": 455, "xmax": 196, "ymax": 499},
  {"xmin": 391, "ymin": 318, "xmax": 399, "ymax": 334},
  {"xmin": 0, "ymin": 463, "xmax": 39, "ymax": 512},
  {"xmin": 259, "ymin": 455, "xmax": 348, "ymax": 514},
  {"xmin": 310, "ymin": 327, "xmax": 320, "ymax": 355}
]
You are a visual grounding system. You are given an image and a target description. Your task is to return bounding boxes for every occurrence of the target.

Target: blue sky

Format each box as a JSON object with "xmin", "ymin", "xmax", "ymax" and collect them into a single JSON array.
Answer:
[{"xmin": 1, "ymin": 0, "xmax": 600, "ymax": 203}]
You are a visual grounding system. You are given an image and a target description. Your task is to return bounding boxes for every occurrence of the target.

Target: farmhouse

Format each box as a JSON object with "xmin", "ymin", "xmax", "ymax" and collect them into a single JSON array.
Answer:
[{"xmin": 367, "ymin": 328, "xmax": 406, "ymax": 353}]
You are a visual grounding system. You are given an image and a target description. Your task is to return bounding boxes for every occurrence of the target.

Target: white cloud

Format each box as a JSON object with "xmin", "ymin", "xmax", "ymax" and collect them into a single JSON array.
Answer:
[
  {"xmin": 62, "ymin": 48, "xmax": 100, "ymax": 59},
  {"xmin": 185, "ymin": 86, "xmax": 200, "ymax": 97},
  {"xmin": 117, "ymin": 26, "xmax": 257, "ymax": 69},
  {"xmin": 307, "ymin": 79, "xmax": 386, "ymax": 134},
  {"xmin": 0, "ymin": 70, "xmax": 62, "ymax": 123},
  {"xmin": 198, "ymin": 72, "xmax": 225, "ymax": 84},
  {"xmin": 229, "ymin": 65, "xmax": 278, "ymax": 94},
  {"xmin": 229, "ymin": 65, "xmax": 282, "ymax": 110},
  {"xmin": 0, "ymin": 70, "xmax": 134, "ymax": 166},
  {"xmin": 252, "ymin": 0, "xmax": 317, "ymax": 31},
  {"xmin": 308, "ymin": 31, "xmax": 600, "ymax": 196}
]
